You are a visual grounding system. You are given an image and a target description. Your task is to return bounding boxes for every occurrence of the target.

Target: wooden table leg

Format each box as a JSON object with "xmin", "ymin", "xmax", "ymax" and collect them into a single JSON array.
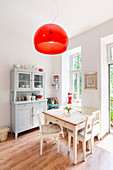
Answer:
[{"xmin": 73, "ymin": 126, "xmax": 78, "ymax": 164}]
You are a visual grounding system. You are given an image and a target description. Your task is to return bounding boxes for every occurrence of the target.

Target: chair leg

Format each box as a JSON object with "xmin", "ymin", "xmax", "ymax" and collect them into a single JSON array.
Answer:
[
  {"xmin": 40, "ymin": 136, "xmax": 43, "ymax": 155},
  {"xmin": 61, "ymin": 126, "xmax": 64, "ymax": 138},
  {"xmin": 87, "ymin": 140, "xmax": 91, "ymax": 151},
  {"xmin": 77, "ymin": 139, "xmax": 79, "ymax": 145},
  {"xmin": 97, "ymin": 133, "xmax": 100, "ymax": 141},
  {"xmin": 82, "ymin": 141, "xmax": 86, "ymax": 161},
  {"xmin": 91, "ymin": 137, "xmax": 94, "ymax": 154},
  {"xmin": 68, "ymin": 133, "xmax": 71, "ymax": 152},
  {"xmin": 57, "ymin": 135, "xmax": 59, "ymax": 153}
]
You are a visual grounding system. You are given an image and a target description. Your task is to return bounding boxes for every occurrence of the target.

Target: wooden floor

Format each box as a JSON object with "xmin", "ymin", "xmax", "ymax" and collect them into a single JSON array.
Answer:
[{"xmin": 0, "ymin": 129, "xmax": 113, "ymax": 170}]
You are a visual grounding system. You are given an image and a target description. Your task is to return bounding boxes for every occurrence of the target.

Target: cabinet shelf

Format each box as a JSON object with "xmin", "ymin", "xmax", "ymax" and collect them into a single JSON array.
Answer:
[{"xmin": 19, "ymin": 80, "xmax": 30, "ymax": 82}]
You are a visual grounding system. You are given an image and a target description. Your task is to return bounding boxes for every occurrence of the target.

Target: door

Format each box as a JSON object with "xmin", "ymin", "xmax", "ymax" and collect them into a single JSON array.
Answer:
[
  {"xmin": 32, "ymin": 73, "xmax": 44, "ymax": 90},
  {"xmin": 17, "ymin": 105, "xmax": 33, "ymax": 132},
  {"xmin": 17, "ymin": 72, "xmax": 31, "ymax": 90}
]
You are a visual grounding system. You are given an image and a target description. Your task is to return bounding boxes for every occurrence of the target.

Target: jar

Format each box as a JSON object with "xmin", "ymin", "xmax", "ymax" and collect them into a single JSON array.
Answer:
[
  {"xmin": 32, "ymin": 96, "xmax": 35, "ymax": 101},
  {"xmin": 27, "ymin": 96, "xmax": 31, "ymax": 101}
]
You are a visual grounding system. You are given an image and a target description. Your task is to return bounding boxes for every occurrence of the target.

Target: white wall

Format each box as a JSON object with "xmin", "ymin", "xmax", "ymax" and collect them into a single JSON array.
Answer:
[
  {"xmin": 0, "ymin": 27, "xmax": 53, "ymax": 127},
  {"xmin": 54, "ymin": 19, "xmax": 113, "ymax": 137}
]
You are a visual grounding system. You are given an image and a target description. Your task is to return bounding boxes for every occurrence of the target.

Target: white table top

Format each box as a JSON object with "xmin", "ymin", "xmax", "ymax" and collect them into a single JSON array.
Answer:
[{"xmin": 43, "ymin": 109, "xmax": 89, "ymax": 126}]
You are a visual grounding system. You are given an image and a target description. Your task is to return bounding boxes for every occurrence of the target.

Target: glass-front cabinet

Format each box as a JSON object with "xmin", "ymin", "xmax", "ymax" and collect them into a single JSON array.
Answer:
[
  {"xmin": 17, "ymin": 72, "xmax": 31, "ymax": 90},
  {"xmin": 16, "ymin": 71, "xmax": 44, "ymax": 91},
  {"xmin": 33, "ymin": 73, "xmax": 43, "ymax": 89}
]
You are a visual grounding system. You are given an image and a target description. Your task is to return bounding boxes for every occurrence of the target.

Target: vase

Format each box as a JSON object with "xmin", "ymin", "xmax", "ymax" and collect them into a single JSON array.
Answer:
[{"xmin": 67, "ymin": 110, "xmax": 70, "ymax": 116}]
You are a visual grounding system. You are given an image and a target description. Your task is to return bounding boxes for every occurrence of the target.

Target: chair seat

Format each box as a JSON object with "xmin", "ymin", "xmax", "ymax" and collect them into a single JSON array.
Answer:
[
  {"xmin": 78, "ymin": 129, "xmax": 92, "ymax": 139},
  {"xmin": 67, "ymin": 128, "xmax": 84, "ymax": 134},
  {"xmin": 41, "ymin": 124, "xmax": 61, "ymax": 134}
]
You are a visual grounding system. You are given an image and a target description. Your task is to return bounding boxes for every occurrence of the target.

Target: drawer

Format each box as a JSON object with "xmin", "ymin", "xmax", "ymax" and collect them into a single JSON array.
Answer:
[
  {"xmin": 34, "ymin": 101, "xmax": 46, "ymax": 107},
  {"xmin": 45, "ymin": 115, "xmax": 73, "ymax": 130},
  {"xmin": 16, "ymin": 104, "xmax": 33, "ymax": 108}
]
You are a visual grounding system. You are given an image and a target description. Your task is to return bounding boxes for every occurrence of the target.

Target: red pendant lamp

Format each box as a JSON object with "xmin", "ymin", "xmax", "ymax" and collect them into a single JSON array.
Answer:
[{"xmin": 34, "ymin": 23, "xmax": 69, "ymax": 55}]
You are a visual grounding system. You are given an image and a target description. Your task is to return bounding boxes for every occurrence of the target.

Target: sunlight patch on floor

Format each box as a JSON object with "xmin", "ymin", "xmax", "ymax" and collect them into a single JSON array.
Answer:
[{"xmin": 97, "ymin": 134, "xmax": 113, "ymax": 153}]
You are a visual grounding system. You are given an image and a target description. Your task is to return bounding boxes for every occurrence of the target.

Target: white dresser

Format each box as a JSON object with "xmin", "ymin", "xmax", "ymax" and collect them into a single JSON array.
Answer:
[{"xmin": 10, "ymin": 68, "xmax": 47, "ymax": 139}]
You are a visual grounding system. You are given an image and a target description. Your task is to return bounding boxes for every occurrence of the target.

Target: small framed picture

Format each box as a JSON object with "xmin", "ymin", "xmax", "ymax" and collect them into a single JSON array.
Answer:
[{"xmin": 84, "ymin": 72, "xmax": 97, "ymax": 89}]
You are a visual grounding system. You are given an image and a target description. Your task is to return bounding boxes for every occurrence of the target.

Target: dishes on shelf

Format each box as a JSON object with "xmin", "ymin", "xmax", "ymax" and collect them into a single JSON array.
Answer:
[{"xmin": 36, "ymin": 95, "xmax": 42, "ymax": 99}]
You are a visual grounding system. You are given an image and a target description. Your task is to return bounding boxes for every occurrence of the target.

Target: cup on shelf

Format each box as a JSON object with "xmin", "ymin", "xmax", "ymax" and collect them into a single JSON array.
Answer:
[
  {"xmin": 36, "ymin": 85, "xmax": 41, "ymax": 88},
  {"xmin": 27, "ymin": 96, "xmax": 31, "ymax": 101},
  {"xmin": 21, "ymin": 85, "xmax": 25, "ymax": 88},
  {"xmin": 26, "ymin": 85, "xmax": 29, "ymax": 88},
  {"xmin": 18, "ymin": 96, "xmax": 21, "ymax": 101},
  {"xmin": 32, "ymin": 96, "xmax": 35, "ymax": 101}
]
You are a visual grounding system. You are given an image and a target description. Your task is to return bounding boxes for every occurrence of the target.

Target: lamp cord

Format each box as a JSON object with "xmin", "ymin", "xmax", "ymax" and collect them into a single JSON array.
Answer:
[{"xmin": 51, "ymin": 0, "xmax": 59, "ymax": 23}]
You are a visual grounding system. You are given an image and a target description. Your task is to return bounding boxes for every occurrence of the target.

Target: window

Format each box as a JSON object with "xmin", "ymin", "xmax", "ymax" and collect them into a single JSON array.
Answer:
[
  {"xmin": 107, "ymin": 43, "xmax": 113, "ymax": 64},
  {"xmin": 70, "ymin": 53, "xmax": 82, "ymax": 101}
]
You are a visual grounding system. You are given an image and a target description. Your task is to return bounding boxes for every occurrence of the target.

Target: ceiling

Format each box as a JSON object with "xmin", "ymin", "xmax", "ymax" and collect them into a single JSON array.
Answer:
[{"xmin": 0, "ymin": 0, "xmax": 113, "ymax": 39}]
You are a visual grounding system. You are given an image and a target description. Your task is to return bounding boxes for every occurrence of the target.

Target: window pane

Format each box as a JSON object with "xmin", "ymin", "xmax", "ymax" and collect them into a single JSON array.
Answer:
[
  {"xmin": 80, "ymin": 73, "xmax": 82, "ymax": 99},
  {"xmin": 110, "ymin": 46, "xmax": 113, "ymax": 60},
  {"xmin": 73, "ymin": 73, "xmax": 77, "ymax": 100},
  {"xmin": 73, "ymin": 55, "xmax": 81, "ymax": 70}
]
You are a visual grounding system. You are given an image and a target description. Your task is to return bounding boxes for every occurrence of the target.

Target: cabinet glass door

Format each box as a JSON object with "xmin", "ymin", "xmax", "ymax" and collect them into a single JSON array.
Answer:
[
  {"xmin": 33, "ymin": 74, "xmax": 43, "ymax": 89},
  {"xmin": 18, "ymin": 72, "xmax": 31, "ymax": 89}
]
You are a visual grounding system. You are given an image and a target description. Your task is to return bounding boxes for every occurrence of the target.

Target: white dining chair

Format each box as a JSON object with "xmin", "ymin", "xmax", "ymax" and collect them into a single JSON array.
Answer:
[
  {"xmin": 68, "ymin": 116, "xmax": 94, "ymax": 161},
  {"xmin": 37, "ymin": 111, "xmax": 61, "ymax": 155}
]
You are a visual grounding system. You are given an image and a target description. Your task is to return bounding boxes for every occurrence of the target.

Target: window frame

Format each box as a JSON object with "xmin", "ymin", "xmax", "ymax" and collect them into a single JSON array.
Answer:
[
  {"xmin": 107, "ymin": 43, "xmax": 113, "ymax": 64},
  {"xmin": 70, "ymin": 53, "xmax": 82, "ymax": 101}
]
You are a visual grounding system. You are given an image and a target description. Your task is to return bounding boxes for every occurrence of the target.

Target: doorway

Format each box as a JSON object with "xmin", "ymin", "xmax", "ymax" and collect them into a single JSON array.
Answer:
[{"xmin": 109, "ymin": 65, "xmax": 113, "ymax": 133}]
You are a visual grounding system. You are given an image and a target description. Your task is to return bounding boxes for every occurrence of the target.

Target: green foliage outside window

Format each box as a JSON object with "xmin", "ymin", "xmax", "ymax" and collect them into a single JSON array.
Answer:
[
  {"xmin": 73, "ymin": 55, "xmax": 81, "ymax": 70},
  {"xmin": 110, "ymin": 65, "xmax": 113, "ymax": 121},
  {"xmin": 73, "ymin": 55, "xmax": 82, "ymax": 100}
]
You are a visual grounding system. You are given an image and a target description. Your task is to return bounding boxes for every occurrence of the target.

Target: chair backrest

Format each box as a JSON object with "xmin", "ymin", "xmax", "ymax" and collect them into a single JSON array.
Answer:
[
  {"xmin": 84, "ymin": 116, "xmax": 94, "ymax": 137},
  {"xmin": 37, "ymin": 111, "xmax": 42, "ymax": 133}
]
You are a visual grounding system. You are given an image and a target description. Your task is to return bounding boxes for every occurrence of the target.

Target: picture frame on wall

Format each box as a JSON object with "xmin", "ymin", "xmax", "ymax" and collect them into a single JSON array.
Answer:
[{"xmin": 84, "ymin": 72, "xmax": 97, "ymax": 89}]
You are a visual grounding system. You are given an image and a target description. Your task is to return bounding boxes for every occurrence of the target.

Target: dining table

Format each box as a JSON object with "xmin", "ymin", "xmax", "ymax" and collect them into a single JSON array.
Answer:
[{"xmin": 43, "ymin": 108, "xmax": 88, "ymax": 164}]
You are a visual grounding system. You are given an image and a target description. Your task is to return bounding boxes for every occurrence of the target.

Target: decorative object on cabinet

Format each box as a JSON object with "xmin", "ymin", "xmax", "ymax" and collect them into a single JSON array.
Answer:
[
  {"xmin": 47, "ymin": 97, "xmax": 58, "ymax": 110},
  {"xmin": 84, "ymin": 72, "xmax": 97, "ymax": 89},
  {"xmin": 10, "ymin": 67, "xmax": 47, "ymax": 139},
  {"xmin": 52, "ymin": 75, "xmax": 59, "ymax": 90},
  {"xmin": 39, "ymin": 68, "xmax": 44, "ymax": 72}
]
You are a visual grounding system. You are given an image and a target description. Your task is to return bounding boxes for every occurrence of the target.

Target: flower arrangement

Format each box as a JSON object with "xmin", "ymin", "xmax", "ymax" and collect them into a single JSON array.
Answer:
[{"xmin": 64, "ymin": 106, "xmax": 72, "ymax": 115}]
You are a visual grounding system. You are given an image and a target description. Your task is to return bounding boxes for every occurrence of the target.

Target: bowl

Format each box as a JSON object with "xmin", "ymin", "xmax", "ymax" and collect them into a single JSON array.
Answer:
[
  {"xmin": 39, "ymin": 68, "xmax": 43, "ymax": 72},
  {"xmin": 36, "ymin": 95, "xmax": 42, "ymax": 99}
]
